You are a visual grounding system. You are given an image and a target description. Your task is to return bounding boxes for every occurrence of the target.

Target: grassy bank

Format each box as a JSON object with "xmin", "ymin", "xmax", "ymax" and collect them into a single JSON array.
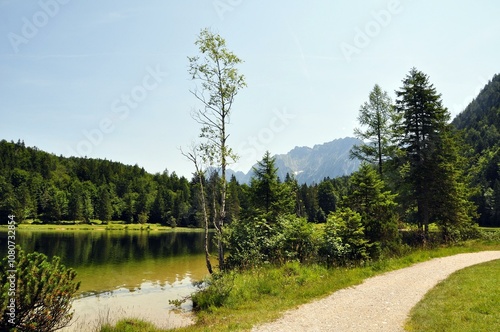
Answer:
[
  {"xmin": 405, "ymin": 259, "xmax": 500, "ymax": 331},
  {"xmin": 0, "ymin": 222, "xmax": 205, "ymax": 232},
  {"xmin": 101, "ymin": 239, "xmax": 500, "ymax": 332}
]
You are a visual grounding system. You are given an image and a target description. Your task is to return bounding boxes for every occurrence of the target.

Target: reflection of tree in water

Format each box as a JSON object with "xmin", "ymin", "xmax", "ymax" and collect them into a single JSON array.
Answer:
[{"xmin": 9, "ymin": 231, "xmax": 211, "ymax": 267}]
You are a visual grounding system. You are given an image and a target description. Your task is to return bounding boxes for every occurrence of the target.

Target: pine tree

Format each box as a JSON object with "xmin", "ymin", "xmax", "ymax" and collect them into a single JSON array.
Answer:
[
  {"xmin": 395, "ymin": 68, "xmax": 475, "ymax": 236},
  {"xmin": 96, "ymin": 185, "xmax": 113, "ymax": 222},
  {"xmin": 344, "ymin": 163, "xmax": 400, "ymax": 250},
  {"xmin": 317, "ymin": 180, "xmax": 337, "ymax": 217},
  {"xmin": 250, "ymin": 151, "xmax": 282, "ymax": 220}
]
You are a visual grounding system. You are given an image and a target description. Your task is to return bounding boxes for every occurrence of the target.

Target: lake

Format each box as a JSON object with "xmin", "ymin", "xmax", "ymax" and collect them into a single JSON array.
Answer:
[{"xmin": 0, "ymin": 229, "xmax": 212, "ymax": 330}]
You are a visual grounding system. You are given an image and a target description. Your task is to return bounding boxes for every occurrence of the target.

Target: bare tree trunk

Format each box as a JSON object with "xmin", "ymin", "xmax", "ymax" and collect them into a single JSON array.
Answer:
[
  {"xmin": 199, "ymin": 173, "xmax": 213, "ymax": 274},
  {"xmin": 181, "ymin": 147, "xmax": 213, "ymax": 274}
]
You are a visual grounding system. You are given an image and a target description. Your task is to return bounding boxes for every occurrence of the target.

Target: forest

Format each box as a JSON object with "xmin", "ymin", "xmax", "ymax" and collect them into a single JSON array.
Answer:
[{"xmin": 0, "ymin": 138, "xmax": 348, "ymax": 227}]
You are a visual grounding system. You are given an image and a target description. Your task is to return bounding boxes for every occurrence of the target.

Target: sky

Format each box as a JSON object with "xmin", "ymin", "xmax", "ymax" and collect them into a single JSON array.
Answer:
[{"xmin": 1, "ymin": 0, "xmax": 499, "ymax": 178}]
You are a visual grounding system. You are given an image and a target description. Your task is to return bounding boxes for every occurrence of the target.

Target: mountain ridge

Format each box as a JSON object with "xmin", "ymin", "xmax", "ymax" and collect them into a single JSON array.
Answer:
[{"xmin": 228, "ymin": 137, "xmax": 362, "ymax": 185}]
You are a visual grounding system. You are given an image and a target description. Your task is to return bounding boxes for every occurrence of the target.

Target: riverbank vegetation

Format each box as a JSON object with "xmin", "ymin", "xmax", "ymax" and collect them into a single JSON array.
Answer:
[
  {"xmin": 99, "ymin": 237, "xmax": 500, "ymax": 332},
  {"xmin": 0, "ymin": 247, "xmax": 80, "ymax": 331}
]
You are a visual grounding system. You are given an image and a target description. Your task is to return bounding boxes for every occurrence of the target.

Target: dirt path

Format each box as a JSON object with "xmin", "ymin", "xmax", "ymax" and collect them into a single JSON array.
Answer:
[{"xmin": 252, "ymin": 251, "xmax": 500, "ymax": 332}]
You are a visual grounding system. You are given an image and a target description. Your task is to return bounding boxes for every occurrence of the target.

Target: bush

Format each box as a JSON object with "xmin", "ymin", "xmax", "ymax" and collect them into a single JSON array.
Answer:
[
  {"xmin": 479, "ymin": 228, "xmax": 500, "ymax": 242},
  {"xmin": 278, "ymin": 216, "xmax": 318, "ymax": 264},
  {"xmin": 225, "ymin": 216, "xmax": 319, "ymax": 269},
  {"xmin": 224, "ymin": 218, "xmax": 266, "ymax": 270},
  {"xmin": 0, "ymin": 247, "xmax": 80, "ymax": 331},
  {"xmin": 319, "ymin": 208, "xmax": 372, "ymax": 266},
  {"xmin": 192, "ymin": 272, "xmax": 234, "ymax": 311}
]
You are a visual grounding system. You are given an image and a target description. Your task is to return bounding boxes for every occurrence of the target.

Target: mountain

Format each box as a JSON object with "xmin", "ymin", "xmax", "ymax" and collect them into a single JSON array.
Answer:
[{"xmin": 230, "ymin": 137, "xmax": 362, "ymax": 185}]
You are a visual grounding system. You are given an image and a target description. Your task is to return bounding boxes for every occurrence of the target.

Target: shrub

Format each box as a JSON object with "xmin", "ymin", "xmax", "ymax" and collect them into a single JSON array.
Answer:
[
  {"xmin": 319, "ymin": 208, "xmax": 372, "ymax": 266},
  {"xmin": 0, "ymin": 247, "xmax": 80, "ymax": 331},
  {"xmin": 225, "ymin": 216, "xmax": 319, "ymax": 269},
  {"xmin": 278, "ymin": 216, "xmax": 318, "ymax": 264},
  {"xmin": 192, "ymin": 272, "xmax": 234, "ymax": 311}
]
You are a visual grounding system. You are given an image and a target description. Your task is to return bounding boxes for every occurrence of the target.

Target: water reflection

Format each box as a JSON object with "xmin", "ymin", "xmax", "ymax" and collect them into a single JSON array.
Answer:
[{"xmin": 0, "ymin": 230, "xmax": 211, "ymax": 295}]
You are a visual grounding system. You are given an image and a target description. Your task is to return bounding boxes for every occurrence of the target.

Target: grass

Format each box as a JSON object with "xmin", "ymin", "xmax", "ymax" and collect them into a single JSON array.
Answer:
[
  {"xmin": 0, "ymin": 222, "xmax": 205, "ymax": 232},
  {"xmin": 405, "ymin": 259, "xmax": 500, "ymax": 331},
  {"xmin": 100, "ymin": 239, "xmax": 500, "ymax": 332},
  {"xmin": 100, "ymin": 319, "xmax": 164, "ymax": 332}
]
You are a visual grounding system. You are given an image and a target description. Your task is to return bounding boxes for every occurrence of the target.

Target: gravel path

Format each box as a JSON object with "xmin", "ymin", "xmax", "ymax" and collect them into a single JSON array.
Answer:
[{"xmin": 252, "ymin": 251, "xmax": 500, "ymax": 332}]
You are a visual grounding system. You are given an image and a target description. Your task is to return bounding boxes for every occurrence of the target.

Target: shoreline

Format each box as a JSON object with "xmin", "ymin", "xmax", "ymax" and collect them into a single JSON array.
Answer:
[
  {"xmin": 0, "ymin": 223, "xmax": 207, "ymax": 232},
  {"xmin": 62, "ymin": 277, "xmax": 197, "ymax": 332}
]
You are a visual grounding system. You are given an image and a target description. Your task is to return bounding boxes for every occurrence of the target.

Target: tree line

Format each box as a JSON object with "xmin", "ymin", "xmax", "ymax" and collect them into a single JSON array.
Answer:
[{"xmin": 0, "ymin": 139, "xmax": 349, "ymax": 227}]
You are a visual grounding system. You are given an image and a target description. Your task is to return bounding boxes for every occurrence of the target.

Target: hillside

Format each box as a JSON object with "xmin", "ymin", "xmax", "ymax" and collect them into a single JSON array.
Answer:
[
  {"xmin": 453, "ymin": 73, "xmax": 500, "ymax": 153},
  {"xmin": 0, "ymin": 139, "xmax": 193, "ymax": 225},
  {"xmin": 452, "ymin": 73, "xmax": 500, "ymax": 226}
]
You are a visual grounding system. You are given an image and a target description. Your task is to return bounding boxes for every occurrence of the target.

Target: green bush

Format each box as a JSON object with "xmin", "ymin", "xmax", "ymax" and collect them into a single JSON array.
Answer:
[
  {"xmin": 0, "ymin": 246, "xmax": 80, "ymax": 331},
  {"xmin": 192, "ymin": 272, "xmax": 235, "ymax": 311},
  {"xmin": 319, "ymin": 208, "xmax": 372, "ymax": 266},
  {"xmin": 225, "ymin": 216, "xmax": 319, "ymax": 269}
]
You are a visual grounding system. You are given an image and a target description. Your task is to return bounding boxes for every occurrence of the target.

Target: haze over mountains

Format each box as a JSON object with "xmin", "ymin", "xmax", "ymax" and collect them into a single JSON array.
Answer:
[{"xmin": 228, "ymin": 137, "xmax": 362, "ymax": 185}]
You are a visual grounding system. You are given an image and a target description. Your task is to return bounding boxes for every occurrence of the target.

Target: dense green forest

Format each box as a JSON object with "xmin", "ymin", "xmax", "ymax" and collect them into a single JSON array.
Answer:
[
  {"xmin": 0, "ymin": 139, "xmax": 346, "ymax": 226},
  {"xmin": 0, "ymin": 73, "xmax": 498, "ymax": 234},
  {"xmin": 452, "ymin": 73, "xmax": 500, "ymax": 227}
]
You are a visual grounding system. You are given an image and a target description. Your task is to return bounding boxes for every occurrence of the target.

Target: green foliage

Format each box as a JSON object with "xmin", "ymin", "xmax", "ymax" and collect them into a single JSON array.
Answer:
[
  {"xmin": 394, "ymin": 68, "xmax": 476, "ymax": 236},
  {"xmin": 225, "ymin": 215, "xmax": 317, "ymax": 269},
  {"xmin": 452, "ymin": 74, "xmax": 500, "ymax": 226},
  {"xmin": 278, "ymin": 216, "xmax": 317, "ymax": 263},
  {"xmin": 317, "ymin": 180, "xmax": 337, "ymax": 216},
  {"xmin": 0, "ymin": 246, "xmax": 80, "ymax": 331},
  {"xmin": 344, "ymin": 163, "xmax": 401, "ymax": 252},
  {"xmin": 192, "ymin": 272, "xmax": 235, "ymax": 312},
  {"xmin": 249, "ymin": 151, "xmax": 293, "ymax": 220},
  {"xmin": 351, "ymin": 84, "xmax": 400, "ymax": 175},
  {"xmin": 0, "ymin": 140, "xmax": 192, "ymax": 226},
  {"xmin": 320, "ymin": 208, "xmax": 371, "ymax": 266},
  {"xmin": 99, "ymin": 319, "xmax": 163, "ymax": 332}
]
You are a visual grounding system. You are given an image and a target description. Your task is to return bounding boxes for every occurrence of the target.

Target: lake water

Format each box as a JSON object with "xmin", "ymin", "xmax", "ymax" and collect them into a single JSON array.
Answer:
[{"xmin": 0, "ymin": 229, "xmax": 212, "ymax": 330}]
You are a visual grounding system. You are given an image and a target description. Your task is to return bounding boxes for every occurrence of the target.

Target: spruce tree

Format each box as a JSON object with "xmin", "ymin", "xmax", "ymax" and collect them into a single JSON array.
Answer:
[
  {"xmin": 395, "ymin": 68, "xmax": 475, "ymax": 236},
  {"xmin": 344, "ymin": 163, "xmax": 400, "ymax": 250}
]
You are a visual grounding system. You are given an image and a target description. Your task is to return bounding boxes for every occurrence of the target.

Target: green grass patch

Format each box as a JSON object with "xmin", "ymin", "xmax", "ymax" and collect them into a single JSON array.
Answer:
[
  {"xmin": 405, "ymin": 259, "xmax": 500, "ymax": 332},
  {"xmin": 100, "ymin": 319, "xmax": 164, "ymax": 332}
]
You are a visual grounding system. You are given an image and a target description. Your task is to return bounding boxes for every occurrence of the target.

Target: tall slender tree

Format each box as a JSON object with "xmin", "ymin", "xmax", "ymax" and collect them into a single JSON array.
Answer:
[
  {"xmin": 351, "ymin": 84, "xmax": 398, "ymax": 175},
  {"xmin": 188, "ymin": 28, "xmax": 246, "ymax": 271}
]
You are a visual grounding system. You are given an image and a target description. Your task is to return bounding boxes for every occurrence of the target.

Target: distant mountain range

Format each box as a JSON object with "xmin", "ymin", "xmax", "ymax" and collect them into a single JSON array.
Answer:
[{"xmin": 228, "ymin": 137, "xmax": 362, "ymax": 185}]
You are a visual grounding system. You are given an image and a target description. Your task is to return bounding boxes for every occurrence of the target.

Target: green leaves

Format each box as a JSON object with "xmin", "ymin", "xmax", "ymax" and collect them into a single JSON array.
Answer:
[
  {"xmin": 0, "ymin": 247, "xmax": 80, "ymax": 331},
  {"xmin": 351, "ymin": 84, "xmax": 399, "ymax": 175}
]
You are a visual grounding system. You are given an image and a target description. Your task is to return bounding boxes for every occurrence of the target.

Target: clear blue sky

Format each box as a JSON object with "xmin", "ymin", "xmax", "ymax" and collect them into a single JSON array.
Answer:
[{"xmin": 1, "ymin": 0, "xmax": 498, "ymax": 178}]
